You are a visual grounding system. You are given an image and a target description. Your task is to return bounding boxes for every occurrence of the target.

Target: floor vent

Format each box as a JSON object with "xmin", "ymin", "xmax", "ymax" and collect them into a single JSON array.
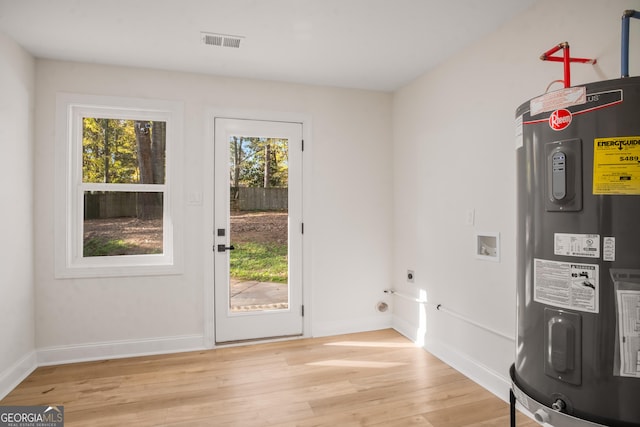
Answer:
[{"xmin": 201, "ymin": 32, "xmax": 243, "ymax": 49}]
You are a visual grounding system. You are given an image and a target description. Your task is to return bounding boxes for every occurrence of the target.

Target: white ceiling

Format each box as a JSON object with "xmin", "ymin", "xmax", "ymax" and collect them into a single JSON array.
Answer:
[{"xmin": 0, "ymin": 0, "xmax": 537, "ymax": 92}]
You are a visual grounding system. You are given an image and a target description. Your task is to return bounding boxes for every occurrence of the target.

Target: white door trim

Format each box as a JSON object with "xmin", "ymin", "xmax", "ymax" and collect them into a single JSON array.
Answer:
[{"xmin": 203, "ymin": 108, "xmax": 313, "ymax": 348}]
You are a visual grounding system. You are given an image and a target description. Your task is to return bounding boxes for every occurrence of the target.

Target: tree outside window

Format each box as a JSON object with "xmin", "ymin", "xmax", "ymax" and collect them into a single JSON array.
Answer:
[
  {"xmin": 55, "ymin": 94, "xmax": 183, "ymax": 278},
  {"xmin": 82, "ymin": 118, "xmax": 166, "ymax": 256}
]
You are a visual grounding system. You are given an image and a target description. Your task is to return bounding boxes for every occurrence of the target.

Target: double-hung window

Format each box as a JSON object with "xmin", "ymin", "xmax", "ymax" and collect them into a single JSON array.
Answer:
[{"xmin": 55, "ymin": 94, "xmax": 183, "ymax": 278}]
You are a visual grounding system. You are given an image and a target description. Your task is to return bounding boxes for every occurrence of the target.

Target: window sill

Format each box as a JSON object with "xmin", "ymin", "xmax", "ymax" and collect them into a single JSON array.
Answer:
[{"xmin": 55, "ymin": 260, "xmax": 183, "ymax": 279}]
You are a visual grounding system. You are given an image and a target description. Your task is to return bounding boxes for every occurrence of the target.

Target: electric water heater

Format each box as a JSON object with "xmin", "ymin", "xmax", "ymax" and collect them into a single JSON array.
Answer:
[{"xmin": 513, "ymin": 75, "xmax": 640, "ymax": 426}]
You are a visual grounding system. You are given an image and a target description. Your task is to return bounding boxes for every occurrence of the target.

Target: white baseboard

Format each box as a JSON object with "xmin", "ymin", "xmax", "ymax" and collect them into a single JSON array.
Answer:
[
  {"xmin": 391, "ymin": 320, "xmax": 511, "ymax": 402},
  {"xmin": 37, "ymin": 334, "xmax": 206, "ymax": 366},
  {"xmin": 392, "ymin": 316, "xmax": 420, "ymax": 343},
  {"xmin": 0, "ymin": 351, "xmax": 37, "ymax": 400},
  {"xmin": 312, "ymin": 314, "xmax": 392, "ymax": 337},
  {"xmin": 424, "ymin": 338, "xmax": 511, "ymax": 402}
]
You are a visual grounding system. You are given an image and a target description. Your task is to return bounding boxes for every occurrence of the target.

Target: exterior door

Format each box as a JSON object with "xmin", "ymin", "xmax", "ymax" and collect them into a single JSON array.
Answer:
[{"xmin": 214, "ymin": 118, "xmax": 303, "ymax": 343}]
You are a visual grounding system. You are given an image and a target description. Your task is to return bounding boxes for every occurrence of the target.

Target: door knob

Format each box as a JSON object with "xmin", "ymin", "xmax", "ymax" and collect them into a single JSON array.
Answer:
[{"xmin": 217, "ymin": 244, "xmax": 235, "ymax": 252}]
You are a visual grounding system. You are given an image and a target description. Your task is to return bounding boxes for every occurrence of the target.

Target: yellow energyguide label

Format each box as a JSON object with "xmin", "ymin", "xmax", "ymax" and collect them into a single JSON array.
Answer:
[{"xmin": 593, "ymin": 136, "xmax": 640, "ymax": 195}]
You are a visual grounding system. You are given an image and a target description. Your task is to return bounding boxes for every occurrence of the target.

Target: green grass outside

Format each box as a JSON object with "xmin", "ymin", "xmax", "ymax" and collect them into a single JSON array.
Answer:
[
  {"xmin": 83, "ymin": 237, "xmax": 287, "ymax": 285},
  {"xmin": 230, "ymin": 242, "xmax": 288, "ymax": 283},
  {"xmin": 83, "ymin": 237, "xmax": 162, "ymax": 256},
  {"xmin": 83, "ymin": 237, "xmax": 131, "ymax": 257}
]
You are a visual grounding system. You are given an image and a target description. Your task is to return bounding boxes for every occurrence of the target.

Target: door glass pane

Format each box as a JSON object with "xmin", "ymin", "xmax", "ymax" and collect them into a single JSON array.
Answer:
[{"xmin": 228, "ymin": 136, "xmax": 289, "ymax": 312}]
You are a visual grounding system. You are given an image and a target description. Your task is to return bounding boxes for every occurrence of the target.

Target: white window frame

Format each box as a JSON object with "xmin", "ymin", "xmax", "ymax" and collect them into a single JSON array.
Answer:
[{"xmin": 55, "ymin": 93, "xmax": 183, "ymax": 278}]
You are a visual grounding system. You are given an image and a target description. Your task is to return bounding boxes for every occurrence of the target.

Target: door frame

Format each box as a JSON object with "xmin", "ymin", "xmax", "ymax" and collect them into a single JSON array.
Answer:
[
  {"xmin": 203, "ymin": 108, "xmax": 313, "ymax": 348},
  {"xmin": 213, "ymin": 118, "xmax": 303, "ymax": 343}
]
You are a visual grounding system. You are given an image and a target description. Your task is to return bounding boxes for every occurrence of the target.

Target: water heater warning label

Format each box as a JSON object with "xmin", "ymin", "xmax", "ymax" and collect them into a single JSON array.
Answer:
[
  {"xmin": 534, "ymin": 258, "xmax": 599, "ymax": 313},
  {"xmin": 593, "ymin": 136, "xmax": 640, "ymax": 195},
  {"xmin": 529, "ymin": 86, "xmax": 586, "ymax": 116}
]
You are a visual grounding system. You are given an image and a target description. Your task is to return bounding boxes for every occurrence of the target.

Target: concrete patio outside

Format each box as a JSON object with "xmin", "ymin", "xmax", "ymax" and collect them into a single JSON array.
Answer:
[{"xmin": 229, "ymin": 278, "xmax": 288, "ymax": 312}]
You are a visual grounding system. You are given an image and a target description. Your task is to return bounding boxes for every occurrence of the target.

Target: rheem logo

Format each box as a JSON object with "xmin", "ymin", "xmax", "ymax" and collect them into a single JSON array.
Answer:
[{"xmin": 549, "ymin": 109, "xmax": 572, "ymax": 131}]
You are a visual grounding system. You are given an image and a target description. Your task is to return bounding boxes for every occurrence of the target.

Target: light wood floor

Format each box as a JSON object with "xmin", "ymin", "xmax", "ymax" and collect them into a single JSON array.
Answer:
[{"xmin": 1, "ymin": 329, "xmax": 537, "ymax": 426}]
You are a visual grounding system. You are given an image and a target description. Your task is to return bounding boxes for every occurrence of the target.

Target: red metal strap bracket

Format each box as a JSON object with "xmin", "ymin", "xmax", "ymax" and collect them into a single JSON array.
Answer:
[{"xmin": 540, "ymin": 42, "xmax": 597, "ymax": 88}]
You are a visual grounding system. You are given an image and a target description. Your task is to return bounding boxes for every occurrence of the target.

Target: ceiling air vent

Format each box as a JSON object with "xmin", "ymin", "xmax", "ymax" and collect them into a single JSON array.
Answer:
[{"xmin": 201, "ymin": 32, "xmax": 243, "ymax": 49}]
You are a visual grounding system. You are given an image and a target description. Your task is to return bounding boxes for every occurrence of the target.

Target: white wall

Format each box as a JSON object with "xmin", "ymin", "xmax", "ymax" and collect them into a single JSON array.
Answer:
[
  {"xmin": 0, "ymin": 32, "xmax": 36, "ymax": 398},
  {"xmin": 391, "ymin": 0, "xmax": 640, "ymax": 400},
  {"xmin": 33, "ymin": 60, "xmax": 393, "ymax": 361}
]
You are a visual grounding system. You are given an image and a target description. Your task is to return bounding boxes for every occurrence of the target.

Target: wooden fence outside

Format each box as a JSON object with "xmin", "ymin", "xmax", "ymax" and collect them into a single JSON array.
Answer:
[
  {"xmin": 231, "ymin": 187, "xmax": 288, "ymax": 211},
  {"xmin": 84, "ymin": 192, "xmax": 162, "ymax": 219},
  {"xmin": 85, "ymin": 187, "xmax": 287, "ymax": 219}
]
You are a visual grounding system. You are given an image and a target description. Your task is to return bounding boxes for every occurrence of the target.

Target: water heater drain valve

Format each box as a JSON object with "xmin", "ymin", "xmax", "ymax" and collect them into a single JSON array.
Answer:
[{"xmin": 552, "ymin": 399, "xmax": 567, "ymax": 412}]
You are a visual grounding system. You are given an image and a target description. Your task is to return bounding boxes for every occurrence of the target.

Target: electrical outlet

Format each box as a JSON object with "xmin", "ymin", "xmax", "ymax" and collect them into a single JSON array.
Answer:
[{"xmin": 407, "ymin": 269, "xmax": 415, "ymax": 283}]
